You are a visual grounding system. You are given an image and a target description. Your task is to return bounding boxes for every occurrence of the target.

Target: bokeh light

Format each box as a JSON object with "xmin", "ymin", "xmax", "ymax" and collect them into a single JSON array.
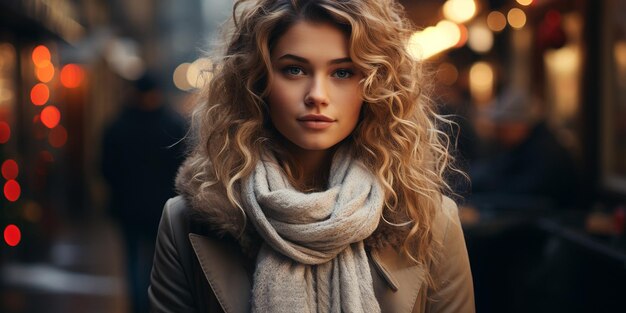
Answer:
[
  {"xmin": 508, "ymin": 8, "xmax": 527, "ymax": 29},
  {"xmin": 487, "ymin": 11, "xmax": 507, "ymax": 32},
  {"xmin": 60, "ymin": 64, "xmax": 85, "ymax": 88},
  {"xmin": 436, "ymin": 62, "xmax": 459, "ymax": 86},
  {"xmin": 2, "ymin": 159, "xmax": 18, "ymax": 180},
  {"xmin": 35, "ymin": 60, "xmax": 55, "ymax": 82},
  {"xmin": 187, "ymin": 58, "xmax": 213, "ymax": 89},
  {"xmin": 456, "ymin": 24, "xmax": 469, "ymax": 47},
  {"xmin": 408, "ymin": 20, "xmax": 462, "ymax": 60},
  {"xmin": 443, "ymin": 0, "xmax": 477, "ymax": 24},
  {"xmin": 4, "ymin": 224, "xmax": 21, "ymax": 247},
  {"xmin": 470, "ymin": 61, "xmax": 494, "ymax": 105},
  {"xmin": 468, "ymin": 23, "xmax": 494, "ymax": 53},
  {"xmin": 32, "ymin": 45, "xmax": 51, "ymax": 68},
  {"xmin": 173, "ymin": 63, "xmax": 193, "ymax": 91},
  {"xmin": 0, "ymin": 121, "xmax": 10, "ymax": 144},
  {"xmin": 4, "ymin": 179, "xmax": 21, "ymax": 202},
  {"xmin": 30, "ymin": 83, "xmax": 50, "ymax": 106},
  {"xmin": 41, "ymin": 106, "xmax": 61, "ymax": 129},
  {"xmin": 516, "ymin": 0, "xmax": 533, "ymax": 6},
  {"xmin": 48, "ymin": 125, "xmax": 68, "ymax": 148}
]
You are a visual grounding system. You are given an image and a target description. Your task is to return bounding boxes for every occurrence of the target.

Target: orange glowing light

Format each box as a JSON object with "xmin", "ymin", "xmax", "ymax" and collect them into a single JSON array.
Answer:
[
  {"xmin": 4, "ymin": 224, "xmax": 21, "ymax": 247},
  {"xmin": 60, "ymin": 64, "xmax": 85, "ymax": 88},
  {"xmin": 32, "ymin": 45, "xmax": 51, "ymax": 67},
  {"xmin": 49, "ymin": 125, "xmax": 68, "ymax": 148},
  {"xmin": 4, "ymin": 179, "xmax": 20, "ymax": 202},
  {"xmin": 41, "ymin": 106, "xmax": 61, "ymax": 129},
  {"xmin": 516, "ymin": 0, "xmax": 533, "ymax": 6},
  {"xmin": 456, "ymin": 24, "xmax": 469, "ymax": 47},
  {"xmin": 0, "ymin": 122, "xmax": 10, "ymax": 143},
  {"xmin": 1, "ymin": 160, "xmax": 18, "ymax": 180},
  {"xmin": 30, "ymin": 83, "xmax": 50, "ymax": 106},
  {"xmin": 35, "ymin": 61, "xmax": 55, "ymax": 82}
]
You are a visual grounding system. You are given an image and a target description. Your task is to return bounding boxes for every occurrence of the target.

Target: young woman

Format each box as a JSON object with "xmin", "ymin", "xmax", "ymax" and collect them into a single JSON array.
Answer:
[{"xmin": 149, "ymin": 0, "xmax": 474, "ymax": 312}]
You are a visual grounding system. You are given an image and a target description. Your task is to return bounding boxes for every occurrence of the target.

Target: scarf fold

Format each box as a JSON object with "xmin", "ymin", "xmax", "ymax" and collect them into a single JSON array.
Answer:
[{"xmin": 242, "ymin": 150, "xmax": 384, "ymax": 313}]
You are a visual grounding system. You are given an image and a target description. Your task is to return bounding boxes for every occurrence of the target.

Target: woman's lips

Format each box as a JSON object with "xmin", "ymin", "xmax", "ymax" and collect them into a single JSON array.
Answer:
[{"xmin": 297, "ymin": 114, "xmax": 335, "ymax": 130}]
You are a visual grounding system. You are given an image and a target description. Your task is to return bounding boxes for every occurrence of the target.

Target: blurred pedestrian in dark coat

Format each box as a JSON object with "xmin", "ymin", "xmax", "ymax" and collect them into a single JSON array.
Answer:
[
  {"xmin": 469, "ymin": 87, "xmax": 579, "ymax": 210},
  {"xmin": 101, "ymin": 72, "xmax": 187, "ymax": 313}
]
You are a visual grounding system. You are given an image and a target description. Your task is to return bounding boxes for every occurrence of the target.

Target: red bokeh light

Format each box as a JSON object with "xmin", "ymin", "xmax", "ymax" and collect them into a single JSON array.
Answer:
[
  {"xmin": 30, "ymin": 83, "xmax": 50, "ymax": 106},
  {"xmin": 36, "ymin": 61, "xmax": 55, "ymax": 83},
  {"xmin": 0, "ymin": 121, "xmax": 10, "ymax": 143},
  {"xmin": 4, "ymin": 179, "xmax": 21, "ymax": 202},
  {"xmin": 41, "ymin": 106, "xmax": 61, "ymax": 129},
  {"xmin": 49, "ymin": 125, "xmax": 68, "ymax": 148},
  {"xmin": 1, "ymin": 159, "xmax": 18, "ymax": 180},
  {"xmin": 60, "ymin": 64, "xmax": 85, "ymax": 88},
  {"xmin": 32, "ymin": 45, "xmax": 51, "ymax": 67},
  {"xmin": 4, "ymin": 224, "xmax": 21, "ymax": 247}
]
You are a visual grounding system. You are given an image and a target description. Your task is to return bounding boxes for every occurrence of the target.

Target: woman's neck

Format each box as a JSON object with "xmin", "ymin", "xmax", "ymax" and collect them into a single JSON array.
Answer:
[{"xmin": 284, "ymin": 144, "xmax": 336, "ymax": 191}]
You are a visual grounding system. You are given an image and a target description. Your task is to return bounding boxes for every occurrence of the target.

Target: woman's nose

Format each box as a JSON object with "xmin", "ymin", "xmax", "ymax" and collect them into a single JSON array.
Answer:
[{"xmin": 304, "ymin": 75, "xmax": 329, "ymax": 107}]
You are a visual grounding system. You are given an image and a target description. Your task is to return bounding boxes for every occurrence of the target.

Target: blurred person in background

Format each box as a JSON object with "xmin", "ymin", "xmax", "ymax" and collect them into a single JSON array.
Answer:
[
  {"xmin": 101, "ymin": 72, "xmax": 187, "ymax": 313},
  {"xmin": 468, "ymin": 87, "xmax": 579, "ymax": 211},
  {"xmin": 463, "ymin": 87, "xmax": 580, "ymax": 312}
]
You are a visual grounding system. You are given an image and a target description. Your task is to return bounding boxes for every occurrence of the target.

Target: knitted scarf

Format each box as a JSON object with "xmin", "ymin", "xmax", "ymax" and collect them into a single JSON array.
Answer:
[{"xmin": 241, "ymin": 150, "xmax": 384, "ymax": 313}]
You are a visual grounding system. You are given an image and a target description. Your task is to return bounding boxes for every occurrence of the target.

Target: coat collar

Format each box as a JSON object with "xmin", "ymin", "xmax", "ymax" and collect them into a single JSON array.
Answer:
[{"xmin": 189, "ymin": 233, "xmax": 425, "ymax": 313}]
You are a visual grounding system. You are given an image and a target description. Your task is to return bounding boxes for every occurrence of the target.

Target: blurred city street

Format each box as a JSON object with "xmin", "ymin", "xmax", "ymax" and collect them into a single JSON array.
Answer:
[
  {"xmin": 2, "ymin": 217, "xmax": 128, "ymax": 313},
  {"xmin": 1, "ymin": 0, "xmax": 626, "ymax": 312}
]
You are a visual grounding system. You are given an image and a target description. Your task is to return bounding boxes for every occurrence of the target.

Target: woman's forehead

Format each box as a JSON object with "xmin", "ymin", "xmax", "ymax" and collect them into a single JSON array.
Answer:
[{"xmin": 271, "ymin": 20, "xmax": 350, "ymax": 61}]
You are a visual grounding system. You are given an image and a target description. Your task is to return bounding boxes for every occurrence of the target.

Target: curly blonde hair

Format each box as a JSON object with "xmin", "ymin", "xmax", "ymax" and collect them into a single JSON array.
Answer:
[{"xmin": 180, "ymin": 0, "xmax": 455, "ymax": 268}]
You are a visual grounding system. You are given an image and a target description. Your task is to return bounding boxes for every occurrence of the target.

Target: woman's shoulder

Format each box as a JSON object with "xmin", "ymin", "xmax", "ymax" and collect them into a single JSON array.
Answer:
[{"xmin": 431, "ymin": 195, "xmax": 461, "ymax": 245}]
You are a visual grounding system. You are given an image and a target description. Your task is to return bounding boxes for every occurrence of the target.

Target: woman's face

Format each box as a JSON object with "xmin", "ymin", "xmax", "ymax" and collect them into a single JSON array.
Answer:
[{"xmin": 268, "ymin": 20, "xmax": 364, "ymax": 153}]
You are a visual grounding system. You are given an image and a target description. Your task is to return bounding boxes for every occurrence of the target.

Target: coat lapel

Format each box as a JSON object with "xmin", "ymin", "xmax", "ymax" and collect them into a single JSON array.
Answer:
[
  {"xmin": 188, "ymin": 233, "xmax": 251, "ymax": 313},
  {"xmin": 370, "ymin": 245, "xmax": 427, "ymax": 313},
  {"xmin": 189, "ymin": 233, "xmax": 424, "ymax": 313}
]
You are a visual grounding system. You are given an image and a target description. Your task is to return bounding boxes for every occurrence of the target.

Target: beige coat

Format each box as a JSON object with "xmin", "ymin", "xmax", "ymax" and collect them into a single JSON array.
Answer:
[{"xmin": 149, "ymin": 195, "xmax": 475, "ymax": 313}]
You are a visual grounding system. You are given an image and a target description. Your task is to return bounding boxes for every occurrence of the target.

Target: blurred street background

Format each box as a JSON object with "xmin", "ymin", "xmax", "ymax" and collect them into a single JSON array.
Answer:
[{"xmin": 1, "ymin": 0, "xmax": 625, "ymax": 312}]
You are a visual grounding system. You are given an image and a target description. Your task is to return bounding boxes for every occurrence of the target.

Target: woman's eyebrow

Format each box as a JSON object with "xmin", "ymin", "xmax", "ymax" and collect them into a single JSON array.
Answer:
[{"xmin": 277, "ymin": 54, "xmax": 352, "ymax": 65}]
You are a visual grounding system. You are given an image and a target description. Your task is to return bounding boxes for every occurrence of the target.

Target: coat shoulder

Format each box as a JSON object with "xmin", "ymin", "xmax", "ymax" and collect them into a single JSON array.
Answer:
[{"xmin": 432, "ymin": 196, "xmax": 461, "ymax": 244}]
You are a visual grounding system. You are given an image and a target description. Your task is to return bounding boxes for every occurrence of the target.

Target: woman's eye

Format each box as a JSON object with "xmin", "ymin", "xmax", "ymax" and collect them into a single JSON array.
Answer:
[
  {"xmin": 284, "ymin": 66, "xmax": 304, "ymax": 76},
  {"xmin": 333, "ymin": 69, "xmax": 353, "ymax": 79}
]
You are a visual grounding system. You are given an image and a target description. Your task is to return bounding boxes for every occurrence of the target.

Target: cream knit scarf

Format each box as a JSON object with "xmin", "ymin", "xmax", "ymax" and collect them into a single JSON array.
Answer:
[{"xmin": 241, "ymin": 150, "xmax": 384, "ymax": 313}]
